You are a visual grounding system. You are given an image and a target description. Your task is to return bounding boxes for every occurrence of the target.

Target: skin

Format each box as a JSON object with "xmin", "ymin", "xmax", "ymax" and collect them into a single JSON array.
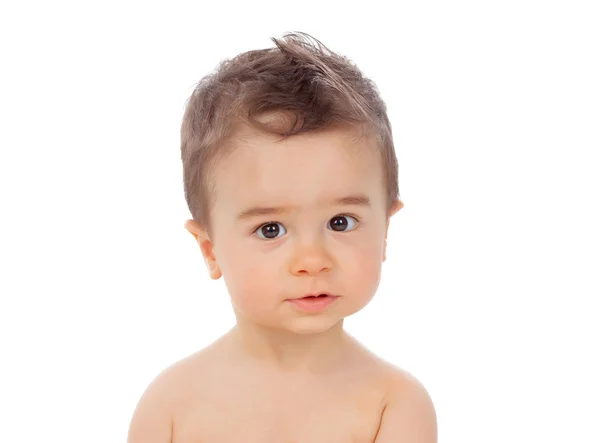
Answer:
[{"xmin": 127, "ymin": 125, "xmax": 437, "ymax": 442}]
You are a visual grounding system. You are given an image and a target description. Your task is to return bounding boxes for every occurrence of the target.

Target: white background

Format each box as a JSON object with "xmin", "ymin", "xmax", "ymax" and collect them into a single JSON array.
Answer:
[{"xmin": 1, "ymin": 1, "xmax": 599, "ymax": 442}]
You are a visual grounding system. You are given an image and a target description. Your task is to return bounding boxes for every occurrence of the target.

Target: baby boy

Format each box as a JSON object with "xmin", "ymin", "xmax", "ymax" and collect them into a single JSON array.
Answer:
[{"xmin": 128, "ymin": 32, "xmax": 437, "ymax": 443}]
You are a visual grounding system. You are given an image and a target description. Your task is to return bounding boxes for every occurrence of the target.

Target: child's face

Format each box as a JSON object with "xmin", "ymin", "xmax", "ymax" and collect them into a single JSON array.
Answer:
[{"xmin": 189, "ymin": 125, "xmax": 401, "ymax": 335}]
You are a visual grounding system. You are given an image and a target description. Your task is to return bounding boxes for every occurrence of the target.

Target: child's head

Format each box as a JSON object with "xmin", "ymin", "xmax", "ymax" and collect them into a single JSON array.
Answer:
[{"xmin": 182, "ymin": 33, "xmax": 403, "ymax": 334}]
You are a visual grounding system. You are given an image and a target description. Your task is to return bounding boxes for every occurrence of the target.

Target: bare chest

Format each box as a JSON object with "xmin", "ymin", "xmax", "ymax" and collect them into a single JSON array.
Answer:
[{"xmin": 172, "ymin": 372, "xmax": 386, "ymax": 443}]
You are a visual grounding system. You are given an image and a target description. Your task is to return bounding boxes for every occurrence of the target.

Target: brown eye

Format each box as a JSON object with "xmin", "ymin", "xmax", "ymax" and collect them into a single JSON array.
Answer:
[
  {"xmin": 328, "ymin": 215, "xmax": 357, "ymax": 232},
  {"xmin": 255, "ymin": 222, "xmax": 286, "ymax": 240}
]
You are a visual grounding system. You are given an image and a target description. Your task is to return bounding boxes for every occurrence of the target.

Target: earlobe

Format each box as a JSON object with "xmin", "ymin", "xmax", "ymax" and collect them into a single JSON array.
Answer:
[
  {"xmin": 383, "ymin": 200, "xmax": 403, "ymax": 262},
  {"xmin": 205, "ymin": 260, "xmax": 223, "ymax": 280},
  {"xmin": 184, "ymin": 219, "xmax": 222, "ymax": 280},
  {"xmin": 390, "ymin": 199, "xmax": 404, "ymax": 217}
]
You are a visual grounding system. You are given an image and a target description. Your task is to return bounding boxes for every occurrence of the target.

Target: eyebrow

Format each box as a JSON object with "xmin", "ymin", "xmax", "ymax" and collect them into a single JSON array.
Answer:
[{"xmin": 236, "ymin": 194, "xmax": 372, "ymax": 220}]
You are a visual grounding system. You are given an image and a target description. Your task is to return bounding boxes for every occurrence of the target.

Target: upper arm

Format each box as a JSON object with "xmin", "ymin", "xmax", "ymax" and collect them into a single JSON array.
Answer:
[
  {"xmin": 373, "ymin": 373, "xmax": 438, "ymax": 443},
  {"xmin": 127, "ymin": 372, "xmax": 174, "ymax": 443}
]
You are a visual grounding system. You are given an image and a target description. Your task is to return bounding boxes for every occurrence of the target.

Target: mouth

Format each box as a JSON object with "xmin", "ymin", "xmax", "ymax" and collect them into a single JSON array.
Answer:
[
  {"xmin": 285, "ymin": 293, "xmax": 340, "ymax": 312},
  {"xmin": 293, "ymin": 293, "xmax": 337, "ymax": 300}
]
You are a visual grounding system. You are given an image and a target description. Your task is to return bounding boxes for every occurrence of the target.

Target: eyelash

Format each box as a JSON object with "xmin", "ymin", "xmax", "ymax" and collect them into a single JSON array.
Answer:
[{"xmin": 252, "ymin": 214, "xmax": 361, "ymax": 240}]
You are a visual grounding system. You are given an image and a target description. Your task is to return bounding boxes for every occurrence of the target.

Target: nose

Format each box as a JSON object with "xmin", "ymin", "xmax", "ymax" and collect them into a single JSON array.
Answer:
[{"xmin": 289, "ymin": 237, "xmax": 334, "ymax": 276}]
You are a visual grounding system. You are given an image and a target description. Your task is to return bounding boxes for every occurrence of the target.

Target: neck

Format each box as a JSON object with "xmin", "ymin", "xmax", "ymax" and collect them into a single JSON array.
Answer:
[{"xmin": 225, "ymin": 318, "xmax": 350, "ymax": 375}]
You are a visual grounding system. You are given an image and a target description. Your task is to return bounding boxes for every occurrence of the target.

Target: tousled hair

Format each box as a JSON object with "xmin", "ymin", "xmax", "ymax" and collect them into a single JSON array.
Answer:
[{"xmin": 181, "ymin": 32, "xmax": 399, "ymax": 233}]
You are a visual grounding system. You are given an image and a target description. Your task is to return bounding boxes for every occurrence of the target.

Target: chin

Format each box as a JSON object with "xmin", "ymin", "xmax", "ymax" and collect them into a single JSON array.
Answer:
[{"xmin": 280, "ymin": 316, "xmax": 345, "ymax": 335}]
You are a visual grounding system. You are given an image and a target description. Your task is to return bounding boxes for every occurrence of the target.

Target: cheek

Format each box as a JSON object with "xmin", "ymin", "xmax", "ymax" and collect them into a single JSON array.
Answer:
[
  {"xmin": 218, "ymin": 242, "xmax": 281, "ymax": 311},
  {"xmin": 351, "ymin": 245, "xmax": 383, "ymax": 290},
  {"xmin": 340, "ymin": 231, "xmax": 385, "ymax": 299}
]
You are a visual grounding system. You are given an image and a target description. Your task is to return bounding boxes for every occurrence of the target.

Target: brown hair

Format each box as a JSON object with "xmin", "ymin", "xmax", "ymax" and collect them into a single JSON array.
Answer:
[{"xmin": 181, "ymin": 32, "xmax": 399, "ymax": 232}]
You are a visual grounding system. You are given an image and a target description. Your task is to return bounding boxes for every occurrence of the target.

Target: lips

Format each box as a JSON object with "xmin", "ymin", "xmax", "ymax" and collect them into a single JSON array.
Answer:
[
  {"xmin": 295, "ymin": 292, "xmax": 336, "ymax": 300},
  {"xmin": 286, "ymin": 293, "xmax": 340, "ymax": 312}
]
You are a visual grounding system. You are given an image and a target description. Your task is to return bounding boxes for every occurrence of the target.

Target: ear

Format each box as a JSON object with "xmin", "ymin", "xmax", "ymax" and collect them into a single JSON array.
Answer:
[
  {"xmin": 383, "ymin": 200, "xmax": 404, "ymax": 262},
  {"xmin": 184, "ymin": 219, "xmax": 222, "ymax": 280}
]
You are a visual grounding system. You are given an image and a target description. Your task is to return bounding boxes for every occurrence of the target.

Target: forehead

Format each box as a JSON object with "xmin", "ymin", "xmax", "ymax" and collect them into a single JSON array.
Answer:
[{"xmin": 212, "ymin": 126, "xmax": 385, "ymax": 212}]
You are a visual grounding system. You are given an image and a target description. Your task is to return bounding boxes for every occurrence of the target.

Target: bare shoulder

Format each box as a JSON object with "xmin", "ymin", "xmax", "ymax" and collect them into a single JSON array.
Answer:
[
  {"xmin": 342, "ymin": 335, "xmax": 437, "ymax": 442},
  {"xmin": 372, "ymin": 362, "xmax": 438, "ymax": 443},
  {"xmin": 127, "ymin": 349, "xmax": 210, "ymax": 443}
]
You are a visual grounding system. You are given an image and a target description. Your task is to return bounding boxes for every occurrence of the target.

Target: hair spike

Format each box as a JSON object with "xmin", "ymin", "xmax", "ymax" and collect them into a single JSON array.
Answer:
[{"xmin": 181, "ymin": 32, "xmax": 399, "ymax": 231}]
